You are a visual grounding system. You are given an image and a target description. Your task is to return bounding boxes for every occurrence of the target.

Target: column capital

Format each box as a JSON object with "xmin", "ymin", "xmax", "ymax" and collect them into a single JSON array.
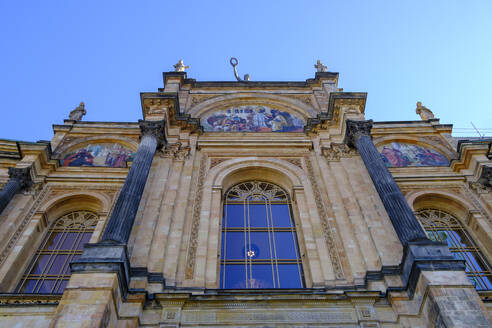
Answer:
[
  {"xmin": 138, "ymin": 120, "xmax": 167, "ymax": 149},
  {"xmin": 345, "ymin": 119, "xmax": 373, "ymax": 148},
  {"xmin": 8, "ymin": 167, "xmax": 32, "ymax": 190}
]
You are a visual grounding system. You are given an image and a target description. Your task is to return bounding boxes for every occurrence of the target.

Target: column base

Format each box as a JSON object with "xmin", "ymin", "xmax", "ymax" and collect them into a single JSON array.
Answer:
[
  {"xmin": 401, "ymin": 240, "xmax": 466, "ymax": 296},
  {"xmin": 70, "ymin": 242, "xmax": 131, "ymax": 299}
]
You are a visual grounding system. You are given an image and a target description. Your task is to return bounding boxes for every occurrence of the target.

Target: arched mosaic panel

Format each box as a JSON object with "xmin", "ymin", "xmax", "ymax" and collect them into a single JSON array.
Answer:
[
  {"xmin": 377, "ymin": 142, "xmax": 449, "ymax": 167},
  {"xmin": 60, "ymin": 143, "xmax": 135, "ymax": 168},
  {"xmin": 202, "ymin": 105, "xmax": 304, "ymax": 132}
]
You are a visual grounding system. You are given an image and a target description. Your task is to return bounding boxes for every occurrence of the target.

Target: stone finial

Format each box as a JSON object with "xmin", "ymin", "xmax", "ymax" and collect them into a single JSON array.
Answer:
[
  {"xmin": 138, "ymin": 120, "xmax": 167, "ymax": 149},
  {"xmin": 416, "ymin": 101, "xmax": 435, "ymax": 120},
  {"xmin": 345, "ymin": 119, "xmax": 373, "ymax": 148},
  {"xmin": 314, "ymin": 60, "xmax": 327, "ymax": 73},
  {"xmin": 8, "ymin": 167, "xmax": 32, "ymax": 190},
  {"xmin": 173, "ymin": 59, "xmax": 189, "ymax": 72},
  {"xmin": 68, "ymin": 102, "xmax": 86, "ymax": 121}
]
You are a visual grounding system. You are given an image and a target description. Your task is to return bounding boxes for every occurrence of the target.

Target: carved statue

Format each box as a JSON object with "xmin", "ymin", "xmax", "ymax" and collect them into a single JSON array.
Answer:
[
  {"xmin": 314, "ymin": 59, "xmax": 327, "ymax": 73},
  {"xmin": 415, "ymin": 101, "xmax": 435, "ymax": 120},
  {"xmin": 68, "ymin": 102, "xmax": 86, "ymax": 121},
  {"xmin": 173, "ymin": 59, "xmax": 189, "ymax": 72}
]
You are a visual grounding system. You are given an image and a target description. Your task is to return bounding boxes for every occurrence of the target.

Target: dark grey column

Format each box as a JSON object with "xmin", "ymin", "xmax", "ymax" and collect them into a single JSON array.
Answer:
[
  {"xmin": 345, "ymin": 120, "xmax": 428, "ymax": 245},
  {"xmin": 101, "ymin": 120, "xmax": 166, "ymax": 244},
  {"xmin": 0, "ymin": 167, "xmax": 32, "ymax": 215}
]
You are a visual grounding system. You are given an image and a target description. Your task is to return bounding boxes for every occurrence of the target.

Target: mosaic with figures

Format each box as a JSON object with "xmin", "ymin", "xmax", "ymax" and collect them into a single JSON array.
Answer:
[
  {"xmin": 378, "ymin": 142, "xmax": 449, "ymax": 167},
  {"xmin": 202, "ymin": 105, "xmax": 304, "ymax": 132},
  {"xmin": 60, "ymin": 143, "xmax": 135, "ymax": 168}
]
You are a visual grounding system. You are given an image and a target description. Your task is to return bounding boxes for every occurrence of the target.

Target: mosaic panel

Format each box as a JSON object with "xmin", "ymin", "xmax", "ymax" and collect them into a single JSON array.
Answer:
[
  {"xmin": 202, "ymin": 105, "xmax": 304, "ymax": 132},
  {"xmin": 378, "ymin": 142, "xmax": 449, "ymax": 167},
  {"xmin": 60, "ymin": 143, "xmax": 135, "ymax": 168}
]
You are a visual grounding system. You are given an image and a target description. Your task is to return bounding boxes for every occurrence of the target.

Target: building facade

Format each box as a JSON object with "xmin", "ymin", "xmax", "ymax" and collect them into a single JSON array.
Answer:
[{"xmin": 0, "ymin": 65, "xmax": 491, "ymax": 327}]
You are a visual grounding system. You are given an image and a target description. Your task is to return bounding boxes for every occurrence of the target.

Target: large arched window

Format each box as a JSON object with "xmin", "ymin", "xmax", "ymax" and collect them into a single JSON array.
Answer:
[
  {"xmin": 220, "ymin": 181, "xmax": 304, "ymax": 289},
  {"xmin": 16, "ymin": 211, "xmax": 97, "ymax": 294},
  {"xmin": 416, "ymin": 209, "xmax": 492, "ymax": 290}
]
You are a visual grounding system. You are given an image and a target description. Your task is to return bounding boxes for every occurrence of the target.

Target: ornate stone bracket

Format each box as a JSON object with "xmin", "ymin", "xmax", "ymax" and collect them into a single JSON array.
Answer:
[
  {"xmin": 322, "ymin": 143, "xmax": 357, "ymax": 161},
  {"xmin": 159, "ymin": 142, "xmax": 190, "ymax": 160}
]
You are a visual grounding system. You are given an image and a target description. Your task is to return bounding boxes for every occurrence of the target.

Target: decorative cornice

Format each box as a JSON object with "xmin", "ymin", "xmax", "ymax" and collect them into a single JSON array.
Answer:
[
  {"xmin": 8, "ymin": 167, "xmax": 32, "ymax": 190},
  {"xmin": 138, "ymin": 120, "xmax": 166, "ymax": 149},
  {"xmin": 345, "ymin": 120, "xmax": 373, "ymax": 148},
  {"xmin": 479, "ymin": 166, "xmax": 492, "ymax": 188},
  {"xmin": 322, "ymin": 143, "xmax": 358, "ymax": 161}
]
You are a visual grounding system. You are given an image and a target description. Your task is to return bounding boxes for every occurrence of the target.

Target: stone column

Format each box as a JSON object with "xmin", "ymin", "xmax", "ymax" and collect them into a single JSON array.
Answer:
[
  {"xmin": 101, "ymin": 120, "xmax": 166, "ymax": 244},
  {"xmin": 345, "ymin": 120, "xmax": 428, "ymax": 245},
  {"xmin": 0, "ymin": 167, "xmax": 32, "ymax": 215}
]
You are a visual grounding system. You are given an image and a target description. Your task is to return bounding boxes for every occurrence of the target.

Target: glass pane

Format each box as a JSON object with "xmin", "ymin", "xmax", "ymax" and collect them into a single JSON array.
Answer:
[
  {"xmin": 60, "ymin": 232, "xmax": 79, "ymax": 249},
  {"xmin": 250, "ymin": 264, "xmax": 275, "ymax": 288},
  {"xmin": 222, "ymin": 232, "xmax": 246, "ymax": 259},
  {"xmin": 248, "ymin": 204, "xmax": 268, "ymax": 227},
  {"xmin": 31, "ymin": 254, "xmax": 51, "ymax": 274},
  {"xmin": 47, "ymin": 255, "xmax": 69, "ymax": 274},
  {"xmin": 249, "ymin": 232, "xmax": 271, "ymax": 259},
  {"xmin": 224, "ymin": 204, "xmax": 244, "ymax": 228},
  {"xmin": 55, "ymin": 279, "xmax": 68, "ymax": 294},
  {"xmin": 19, "ymin": 279, "xmax": 38, "ymax": 293},
  {"xmin": 45, "ymin": 232, "xmax": 63, "ymax": 250},
  {"xmin": 75, "ymin": 232, "xmax": 92, "ymax": 250},
  {"xmin": 273, "ymin": 232, "xmax": 299, "ymax": 259},
  {"xmin": 37, "ymin": 280, "xmax": 56, "ymax": 294},
  {"xmin": 271, "ymin": 204, "xmax": 292, "ymax": 227},
  {"xmin": 221, "ymin": 264, "xmax": 246, "ymax": 289},
  {"xmin": 277, "ymin": 264, "xmax": 303, "ymax": 288}
]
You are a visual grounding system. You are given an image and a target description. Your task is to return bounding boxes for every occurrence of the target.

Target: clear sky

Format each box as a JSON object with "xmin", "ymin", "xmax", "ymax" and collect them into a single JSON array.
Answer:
[{"xmin": 1, "ymin": 1, "xmax": 491, "ymax": 141}]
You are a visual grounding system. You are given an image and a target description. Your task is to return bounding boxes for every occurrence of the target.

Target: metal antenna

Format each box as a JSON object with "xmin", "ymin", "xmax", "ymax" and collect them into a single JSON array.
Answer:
[
  {"xmin": 230, "ymin": 57, "xmax": 250, "ymax": 82},
  {"xmin": 471, "ymin": 122, "xmax": 484, "ymax": 139}
]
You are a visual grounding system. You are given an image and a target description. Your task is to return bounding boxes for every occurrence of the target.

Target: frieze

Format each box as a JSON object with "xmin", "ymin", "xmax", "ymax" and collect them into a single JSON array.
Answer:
[
  {"xmin": 158, "ymin": 142, "xmax": 191, "ymax": 161},
  {"xmin": 322, "ymin": 143, "xmax": 358, "ymax": 161},
  {"xmin": 304, "ymin": 155, "xmax": 344, "ymax": 279},
  {"xmin": 0, "ymin": 294, "xmax": 60, "ymax": 306},
  {"xmin": 288, "ymin": 94, "xmax": 314, "ymax": 106},
  {"xmin": 142, "ymin": 98, "xmax": 173, "ymax": 117},
  {"xmin": 190, "ymin": 94, "xmax": 220, "ymax": 107},
  {"xmin": 185, "ymin": 153, "xmax": 207, "ymax": 279}
]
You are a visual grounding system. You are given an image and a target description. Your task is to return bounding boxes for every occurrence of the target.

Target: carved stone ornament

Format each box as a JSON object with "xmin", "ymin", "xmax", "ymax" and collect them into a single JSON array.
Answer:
[
  {"xmin": 8, "ymin": 167, "xmax": 32, "ymax": 190},
  {"xmin": 415, "ymin": 101, "xmax": 435, "ymax": 120},
  {"xmin": 345, "ymin": 119, "xmax": 373, "ymax": 148},
  {"xmin": 322, "ymin": 143, "xmax": 358, "ymax": 161},
  {"xmin": 138, "ymin": 120, "xmax": 166, "ymax": 149},
  {"xmin": 68, "ymin": 102, "xmax": 86, "ymax": 121},
  {"xmin": 478, "ymin": 166, "xmax": 492, "ymax": 188},
  {"xmin": 159, "ymin": 142, "xmax": 190, "ymax": 160}
]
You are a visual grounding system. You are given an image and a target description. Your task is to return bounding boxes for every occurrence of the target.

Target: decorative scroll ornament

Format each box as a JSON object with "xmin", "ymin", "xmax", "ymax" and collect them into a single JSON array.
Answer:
[
  {"xmin": 8, "ymin": 167, "xmax": 32, "ymax": 190},
  {"xmin": 322, "ymin": 143, "xmax": 357, "ymax": 161},
  {"xmin": 138, "ymin": 120, "xmax": 167, "ymax": 149},
  {"xmin": 345, "ymin": 119, "xmax": 373, "ymax": 148},
  {"xmin": 230, "ymin": 57, "xmax": 250, "ymax": 81},
  {"xmin": 159, "ymin": 142, "xmax": 190, "ymax": 160}
]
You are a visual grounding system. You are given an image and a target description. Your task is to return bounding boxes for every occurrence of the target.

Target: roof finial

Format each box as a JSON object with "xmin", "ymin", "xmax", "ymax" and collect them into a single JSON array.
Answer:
[
  {"xmin": 314, "ymin": 59, "xmax": 327, "ymax": 73},
  {"xmin": 230, "ymin": 57, "xmax": 250, "ymax": 81},
  {"xmin": 173, "ymin": 59, "xmax": 189, "ymax": 72}
]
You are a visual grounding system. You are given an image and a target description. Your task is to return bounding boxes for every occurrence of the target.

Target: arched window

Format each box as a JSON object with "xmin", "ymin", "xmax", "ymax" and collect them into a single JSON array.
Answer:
[
  {"xmin": 416, "ymin": 209, "xmax": 492, "ymax": 290},
  {"xmin": 220, "ymin": 181, "xmax": 304, "ymax": 289},
  {"xmin": 17, "ymin": 211, "xmax": 97, "ymax": 294}
]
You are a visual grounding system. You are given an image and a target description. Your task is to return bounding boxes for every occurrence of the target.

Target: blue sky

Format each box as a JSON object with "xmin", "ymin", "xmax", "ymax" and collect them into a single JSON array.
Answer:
[{"xmin": 1, "ymin": 1, "xmax": 491, "ymax": 141}]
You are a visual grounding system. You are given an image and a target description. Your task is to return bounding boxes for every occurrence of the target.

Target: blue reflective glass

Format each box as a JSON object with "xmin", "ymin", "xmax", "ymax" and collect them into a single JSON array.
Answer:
[
  {"xmin": 248, "ymin": 204, "xmax": 268, "ymax": 227},
  {"xmin": 221, "ymin": 264, "xmax": 246, "ymax": 289},
  {"xmin": 250, "ymin": 264, "xmax": 274, "ymax": 288},
  {"xmin": 277, "ymin": 264, "xmax": 303, "ymax": 288},
  {"xmin": 271, "ymin": 204, "xmax": 292, "ymax": 227},
  {"xmin": 222, "ymin": 232, "xmax": 245, "ymax": 259},
  {"xmin": 248, "ymin": 232, "xmax": 272, "ymax": 259},
  {"xmin": 273, "ymin": 232, "xmax": 299, "ymax": 259},
  {"xmin": 224, "ymin": 204, "xmax": 245, "ymax": 227}
]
